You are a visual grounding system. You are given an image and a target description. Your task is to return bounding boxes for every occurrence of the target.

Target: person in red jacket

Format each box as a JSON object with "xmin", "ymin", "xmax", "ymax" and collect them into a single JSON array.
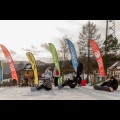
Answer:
[
  {"xmin": 53, "ymin": 66, "xmax": 60, "ymax": 87},
  {"xmin": 76, "ymin": 62, "xmax": 83, "ymax": 86}
]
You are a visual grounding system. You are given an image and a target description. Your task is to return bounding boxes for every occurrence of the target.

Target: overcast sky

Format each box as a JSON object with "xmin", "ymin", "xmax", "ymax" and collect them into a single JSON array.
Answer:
[{"xmin": 0, "ymin": 20, "xmax": 120, "ymax": 62}]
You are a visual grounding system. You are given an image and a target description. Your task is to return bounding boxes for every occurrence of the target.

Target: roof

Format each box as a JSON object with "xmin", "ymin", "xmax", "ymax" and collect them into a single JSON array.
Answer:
[
  {"xmin": 24, "ymin": 63, "xmax": 32, "ymax": 70},
  {"xmin": 108, "ymin": 61, "xmax": 120, "ymax": 70}
]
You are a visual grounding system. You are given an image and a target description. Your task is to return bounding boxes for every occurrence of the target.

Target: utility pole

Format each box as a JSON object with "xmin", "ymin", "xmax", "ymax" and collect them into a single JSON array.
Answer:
[
  {"xmin": 105, "ymin": 20, "xmax": 115, "ymax": 74},
  {"xmin": 105, "ymin": 20, "xmax": 115, "ymax": 55}
]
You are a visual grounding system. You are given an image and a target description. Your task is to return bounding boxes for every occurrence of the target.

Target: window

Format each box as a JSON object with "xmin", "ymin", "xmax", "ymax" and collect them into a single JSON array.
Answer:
[{"xmin": 115, "ymin": 70, "xmax": 120, "ymax": 79}]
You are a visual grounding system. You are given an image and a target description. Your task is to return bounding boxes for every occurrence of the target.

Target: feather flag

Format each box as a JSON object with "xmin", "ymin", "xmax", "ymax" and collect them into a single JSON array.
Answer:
[{"xmin": 66, "ymin": 39, "xmax": 78, "ymax": 72}]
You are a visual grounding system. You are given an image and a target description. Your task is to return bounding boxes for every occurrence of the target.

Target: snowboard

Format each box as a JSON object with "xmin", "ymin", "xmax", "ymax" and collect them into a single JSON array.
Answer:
[
  {"xmin": 94, "ymin": 85, "xmax": 111, "ymax": 92},
  {"xmin": 62, "ymin": 79, "xmax": 77, "ymax": 89},
  {"xmin": 31, "ymin": 87, "xmax": 38, "ymax": 92}
]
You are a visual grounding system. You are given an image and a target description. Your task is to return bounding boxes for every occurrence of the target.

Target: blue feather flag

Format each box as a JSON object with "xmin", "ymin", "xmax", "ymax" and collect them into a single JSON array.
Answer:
[{"xmin": 66, "ymin": 39, "xmax": 78, "ymax": 72}]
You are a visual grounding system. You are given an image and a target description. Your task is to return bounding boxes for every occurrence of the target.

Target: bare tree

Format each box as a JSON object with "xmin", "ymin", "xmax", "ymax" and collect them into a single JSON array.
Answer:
[{"xmin": 58, "ymin": 35, "xmax": 70, "ymax": 68}]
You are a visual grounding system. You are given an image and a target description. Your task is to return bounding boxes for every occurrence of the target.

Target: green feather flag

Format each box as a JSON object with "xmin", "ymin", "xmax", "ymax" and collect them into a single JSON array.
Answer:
[{"xmin": 49, "ymin": 43, "xmax": 62, "ymax": 86}]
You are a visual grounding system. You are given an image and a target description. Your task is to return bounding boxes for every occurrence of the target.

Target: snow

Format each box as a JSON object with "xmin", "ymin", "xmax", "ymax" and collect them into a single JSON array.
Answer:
[{"xmin": 1, "ymin": 85, "xmax": 120, "ymax": 100}]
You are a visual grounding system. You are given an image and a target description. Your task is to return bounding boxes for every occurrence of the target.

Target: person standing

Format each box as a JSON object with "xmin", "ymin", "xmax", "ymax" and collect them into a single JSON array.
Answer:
[
  {"xmin": 76, "ymin": 62, "xmax": 83, "ymax": 86},
  {"xmin": 53, "ymin": 66, "xmax": 60, "ymax": 87}
]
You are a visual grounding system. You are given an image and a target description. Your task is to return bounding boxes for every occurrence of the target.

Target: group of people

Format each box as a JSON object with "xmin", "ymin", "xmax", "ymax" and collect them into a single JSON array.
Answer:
[
  {"xmin": 35, "ymin": 62, "xmax": 84, "ymax": 91},
  {"xmin": 34, "ymin": 61, "xmax": 119, "ymax": 92},
  {"xmin": 36, "ymin": 66, "xmax": 60, "ymax": 91}
]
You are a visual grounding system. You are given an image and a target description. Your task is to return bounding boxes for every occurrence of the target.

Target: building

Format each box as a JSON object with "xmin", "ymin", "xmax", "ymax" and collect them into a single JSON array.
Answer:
[
  {"xmin": 24, "ymin": 63, "xmax": 34, "ymax": 79},
  {"xmin": 107, "ymin": 61, "xmax": 120, "ymax": 81}
]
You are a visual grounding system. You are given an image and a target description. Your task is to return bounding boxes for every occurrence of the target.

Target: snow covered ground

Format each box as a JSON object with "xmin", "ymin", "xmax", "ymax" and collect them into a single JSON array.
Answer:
[{"xmin": 0, "ymin": 85, "xmax": 120, "ymax": 100}]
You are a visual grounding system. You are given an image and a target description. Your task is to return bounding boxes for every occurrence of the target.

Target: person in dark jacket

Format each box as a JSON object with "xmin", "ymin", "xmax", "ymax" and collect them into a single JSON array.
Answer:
[
  {"xmin": 76, "ymin": 62, "xmax": 83, "ymax": 86},
  {"xmin": 94, "ymin": 76, "xmax": 118, "ymax": 92},
  {"xmin": 62, "ymin": 76, "xmax": 78, "ymax": 89}
]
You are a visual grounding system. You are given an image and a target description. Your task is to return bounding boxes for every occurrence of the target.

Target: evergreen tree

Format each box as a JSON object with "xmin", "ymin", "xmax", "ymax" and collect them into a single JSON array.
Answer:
[
  {"xmin": 103, "ymin": 35, "xmax": 120, "ymax": 73},
  {"xmin": 104, "ymin": 35, "xmax": 120, "ymax": 54},
  {"xmin": 77, "ymin": 21, "xmax": 102, "ymax": 83}
]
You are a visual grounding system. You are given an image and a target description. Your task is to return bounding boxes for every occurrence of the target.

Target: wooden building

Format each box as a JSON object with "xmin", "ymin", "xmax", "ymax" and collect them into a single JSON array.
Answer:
[
  {"xmin": 23, "ymin": 63, "xmax": 34, "ymax": 86},
  {"xmin": 24, "ymin": 63, "xmax": 34, "ymax": 79},
  {"xmin": 107, "ymin": 61, "xmax": 120, "ymax": 82}
]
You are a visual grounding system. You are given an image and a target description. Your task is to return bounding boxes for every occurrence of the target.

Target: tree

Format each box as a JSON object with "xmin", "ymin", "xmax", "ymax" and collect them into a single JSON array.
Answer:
[
  {"xmin": 104, "ymin": 35, "xmax": 120, "ymax": 54},
  {"xmin": 103, "ymin": 35, "xmax": 120, "ymax": 73},
  {"xmin": 17, "ymin": 62, "xmax": 24, "ymax": 82},
  {"xmin": 78, "ymin": 21, "xmax": 102, "ymax": 57},
  {"xmin": 58, "ymin": 35, "xmax": 70, "ymax": 68},
  {"xmin": 77, "ymin": 21, "xmax": 102, "ymax": 83}
]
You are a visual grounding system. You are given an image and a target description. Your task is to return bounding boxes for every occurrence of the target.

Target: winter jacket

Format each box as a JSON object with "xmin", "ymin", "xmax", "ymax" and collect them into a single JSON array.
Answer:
[
  {"xmin": 45, "ymin": 69, "xmax": 52, "ymax": 79},
  {"xmin": 77, "ymin": 62, "xmax": 83, "ymax": 75},
  {"xmin": 100, "ymin": 78, "xmax": 118, "ymax": 90},
  {"xmin": 44, "ymin": 69, "xmax": 52, "ymax": 88},
  {"xmin": 53, "ymin": 69, "xmax": 60, "ymax": 78}
]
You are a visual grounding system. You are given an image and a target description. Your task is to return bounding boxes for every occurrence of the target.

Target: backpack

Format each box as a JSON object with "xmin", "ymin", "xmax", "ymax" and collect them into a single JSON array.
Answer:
[{"xmin": 56, "ymin": 69, "xmax": 59, "ymax": 76}]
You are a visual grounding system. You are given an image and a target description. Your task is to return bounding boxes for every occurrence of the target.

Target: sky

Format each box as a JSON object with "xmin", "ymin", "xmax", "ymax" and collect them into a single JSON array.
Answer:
[{"xmin": 0, "ymin": 20, "xmax": 120, "ymax": 62}]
